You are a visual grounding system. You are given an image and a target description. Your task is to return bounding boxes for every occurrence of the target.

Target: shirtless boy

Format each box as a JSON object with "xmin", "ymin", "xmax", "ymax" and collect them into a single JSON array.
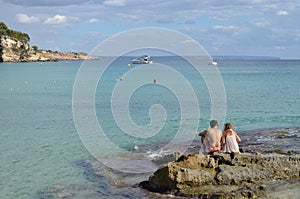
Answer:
[{"xmin": 198, "ymin": 120, "xmax": 222, "ymax": 153}]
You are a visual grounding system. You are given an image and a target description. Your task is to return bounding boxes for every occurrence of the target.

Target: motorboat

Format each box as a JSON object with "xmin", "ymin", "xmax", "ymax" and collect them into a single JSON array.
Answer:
[
  {"xmin": 209, "ymin": 61, "xmax": 218, "ymax": 66},
  {"xmin": 131, "ymin": 55, "xmax": 153, "ymax": 64}
]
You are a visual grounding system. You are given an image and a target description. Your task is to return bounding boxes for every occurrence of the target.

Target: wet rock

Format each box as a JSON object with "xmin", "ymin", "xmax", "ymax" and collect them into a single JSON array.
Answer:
[
  {"xmin": 40, "ymin": 184, "xmax": 76, "ymax": 198},
  {"xmin": 274, "ymin": 131, "xmax": 298, "ymax": 139},
  {"xmin": 151, "ymin": 151, "xmax": 183, "ymax": 166},
  {"xmin": 140, "ymin": 152, "xmax": 300, "ymax": 198},
  {"xmin": 40, "ymin": 183, "xmax": 97, "ymax": 199}
]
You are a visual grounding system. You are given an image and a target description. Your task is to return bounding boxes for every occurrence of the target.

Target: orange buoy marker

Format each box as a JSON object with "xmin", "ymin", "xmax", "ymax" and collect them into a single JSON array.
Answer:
[{"xmin": 153, "ymin": 79, "xmax": 157, "ymax": 84}]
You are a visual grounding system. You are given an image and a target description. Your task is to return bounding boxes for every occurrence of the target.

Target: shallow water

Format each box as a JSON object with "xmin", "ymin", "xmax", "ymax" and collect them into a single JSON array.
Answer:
[{"xmin": 0, "ymin": 58, "xmax": 299, "ymax": 198}]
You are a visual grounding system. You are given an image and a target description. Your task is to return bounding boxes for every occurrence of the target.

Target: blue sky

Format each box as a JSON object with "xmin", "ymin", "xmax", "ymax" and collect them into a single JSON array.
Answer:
[{"xmin": 0, "ymin": 0, "xmax": 299, "ymax": 59}]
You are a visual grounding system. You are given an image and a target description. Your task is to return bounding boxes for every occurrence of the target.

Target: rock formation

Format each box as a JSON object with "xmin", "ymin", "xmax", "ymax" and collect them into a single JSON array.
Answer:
[
  {"xmin": 140, "ymin": 152, "xmax": 300, "ymax": 198},
  {"xmin": 0, "ymin": 35, "xmax": 30, "ymax": 62},
  {"xmin": 0, "ymin": 35, "xmax": 97, "ymax": 62},
  {"xmin": 0, "ymin": 21, "xmax": 97, "ymax": 62}
]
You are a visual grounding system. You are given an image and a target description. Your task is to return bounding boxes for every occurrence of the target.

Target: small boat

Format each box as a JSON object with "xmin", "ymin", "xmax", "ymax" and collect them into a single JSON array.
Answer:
[
  {"xmin": 131, "ymin": 55, "xmax": 153, "ymax": 64},
  {"xmin": 208, "ymin": 61, "xmax": 218, "ymax": 66}
]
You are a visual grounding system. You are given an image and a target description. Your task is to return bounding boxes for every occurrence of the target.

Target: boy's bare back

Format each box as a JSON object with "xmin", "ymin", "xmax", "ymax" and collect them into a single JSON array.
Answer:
[{"xmin": 206, "ymin": 127, "xmax": 222, "ymax": 147}]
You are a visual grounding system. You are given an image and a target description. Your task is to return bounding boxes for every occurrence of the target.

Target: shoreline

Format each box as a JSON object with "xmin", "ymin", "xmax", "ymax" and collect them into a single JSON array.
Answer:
[{"xmin": 0, "ymin": 50, "xmax": 99, "ymax": 63}]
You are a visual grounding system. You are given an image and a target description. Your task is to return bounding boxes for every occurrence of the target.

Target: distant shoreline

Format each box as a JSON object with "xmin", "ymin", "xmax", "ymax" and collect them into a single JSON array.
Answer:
[
  {"xmin": 21, "ymin": 50, "xmax": 99, "ymax": 62},
  {"xmin": 0, "ymin": 21, "xmax": 99, "ymax": 63},
  {"xmin": 212, "ymin": 55, "xmax": 281, "ymax": 60}
]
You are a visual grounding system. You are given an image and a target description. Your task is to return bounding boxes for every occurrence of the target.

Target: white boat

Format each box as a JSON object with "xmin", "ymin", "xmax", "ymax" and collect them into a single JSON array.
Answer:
[
  {"xmin": 209, "ymin": 61, "xmax": 218, "ymax": 66},
  {"xmin": 131, "ymin": 55, "xmax": 153, "ymax": 64}
]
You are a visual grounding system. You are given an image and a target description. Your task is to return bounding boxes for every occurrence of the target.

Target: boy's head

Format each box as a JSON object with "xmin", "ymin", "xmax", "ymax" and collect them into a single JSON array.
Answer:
[{"xmin": 210, "ymin": 120, "xmax": 218, "ymax": 128}]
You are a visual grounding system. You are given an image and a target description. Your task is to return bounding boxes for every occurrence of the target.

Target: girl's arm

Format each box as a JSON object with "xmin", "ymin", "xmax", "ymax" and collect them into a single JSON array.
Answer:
[
  {"xmin": 221, "ymin": 132, "xmax": 226, "ymax": 144},
  {"xmin": 235, "ymin": 132, "xmax": 241, "ymax": 142}
]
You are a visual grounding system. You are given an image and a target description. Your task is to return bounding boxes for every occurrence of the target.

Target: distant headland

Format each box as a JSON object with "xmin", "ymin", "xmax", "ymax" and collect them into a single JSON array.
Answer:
[{"xmin": 0, "ymin": 22, "xmax": 97, "ymax": 62}]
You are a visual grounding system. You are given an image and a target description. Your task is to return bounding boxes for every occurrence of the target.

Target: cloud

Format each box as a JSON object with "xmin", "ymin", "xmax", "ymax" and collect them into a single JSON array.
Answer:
[
  {"xmin": 210, "ymin": 16, "xmax": 230, "ymax": 21},
  {"xmin": 273, "ymin": 46, "xmax": 286, "ymax": 50},
  {"xmin": 156, "ymin": 17, "xmax": 175, "ymax": 24},
  {"xmin": 213, "ymin": 25, "xmax": 238, "ymax": 31},
  {"xmin": 296, "ymin": 34, "xmax": 300, "ymax": 41},
  {"xmin": 16, "ymin": 13, "xmax": 39, "ymax": 23},
  {"xmin": 3, "ymin": 0, "xmax": 89, "ymax": 6},
  {"xmin": 277, "ymin": 10, "xmax": 288, "ymax": 16},
  {"xmin": 184, "ymin": 19, "xmax": 196, "ymax": 24},
  {"xmin": 70, "ymin": 16, "xmax": 80, "ymax": 21},
  {"xmin": 116, "ymin": 13, "xmax": 142, "ymax": 22},
  {"xmin": 44, "ymin": 15, "xmax": 68, "ymax": 24},
  {"xmin": 254, "ymin": 21, "xmax": 270, "ymax": 28},
  {"xmin": 103, "ymin": 0, "xmax": 126, "ymax": 6},
  {"xmin": 88, "ymin": 18, "xmax": 100, "ymax": 23},
  {"xmin": 181, "ymin": 39, "xmax": 197, "ymax": 44}
]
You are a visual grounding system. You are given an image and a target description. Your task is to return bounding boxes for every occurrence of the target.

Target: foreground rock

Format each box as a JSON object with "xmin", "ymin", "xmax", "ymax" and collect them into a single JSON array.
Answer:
[{"xmin": 140, "ymin": 152, "xmax": 300, "ymax": 198}]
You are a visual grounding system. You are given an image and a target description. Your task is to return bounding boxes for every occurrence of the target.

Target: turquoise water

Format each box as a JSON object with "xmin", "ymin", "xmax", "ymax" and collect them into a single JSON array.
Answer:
[
  {"xmin": 0, "ymin": 59, "xmax": 299, "ymax": 198},
  {"xmin": 221, "ymin": 60, "xmax": 300, "ymax": 130},
  {"xmin": 0, "ymin": 62, "xmax": 90, "ymax": 198}
]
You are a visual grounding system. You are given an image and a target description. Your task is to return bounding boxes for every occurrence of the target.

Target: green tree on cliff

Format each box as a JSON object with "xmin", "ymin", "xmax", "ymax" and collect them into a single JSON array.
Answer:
[
  {"xmin": 0, "ymin": 22, "xmax": 9, "ymax": 31},
  {"xmin": 0, "ymin": 21, "xmax": 30, "ymax": 43}
]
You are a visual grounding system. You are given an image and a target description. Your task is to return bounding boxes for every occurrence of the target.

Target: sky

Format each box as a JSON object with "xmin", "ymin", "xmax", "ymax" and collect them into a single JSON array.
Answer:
[{"xmin": 0, "ymin": 0, "xmax": 299, "ymax": 59}]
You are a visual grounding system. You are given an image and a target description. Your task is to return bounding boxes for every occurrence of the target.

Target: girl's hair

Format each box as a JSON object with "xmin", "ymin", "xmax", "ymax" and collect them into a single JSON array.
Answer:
[{"xmin": 224, "ymin": 123, "xmax": 234, "ymax": 132}]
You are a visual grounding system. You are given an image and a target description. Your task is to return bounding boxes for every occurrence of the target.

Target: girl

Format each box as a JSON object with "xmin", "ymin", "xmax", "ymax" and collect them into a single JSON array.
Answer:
[{"xmin": 222, "ymin": 123, "xmax": 241, "ymax": 153}]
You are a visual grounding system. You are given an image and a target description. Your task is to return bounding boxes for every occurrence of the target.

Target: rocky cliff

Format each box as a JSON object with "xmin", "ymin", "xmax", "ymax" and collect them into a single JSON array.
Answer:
[
  {"xmin": 140, "ymin": 152, "xmax": 300, "ymax": 198},
  {"xmin": 0, "ymin": 35, "xmax": 31, "ymax": 62},
  {"xmin": 0, "ymin": 22, "xmax": 97, "ymax": 62},
  {"xmin": 0, "ymin": 35, "xmax": 97, "ymax": 62}
]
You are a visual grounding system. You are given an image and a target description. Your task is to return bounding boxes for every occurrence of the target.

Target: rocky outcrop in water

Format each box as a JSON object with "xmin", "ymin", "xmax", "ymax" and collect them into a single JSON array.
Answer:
[{"xmin": 140, "ymin": 152, "xmax": 300, "ymax": 198}]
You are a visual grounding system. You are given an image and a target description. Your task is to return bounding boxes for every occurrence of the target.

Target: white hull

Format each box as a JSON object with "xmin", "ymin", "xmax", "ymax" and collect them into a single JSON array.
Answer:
[
  {"xmin": 209, "ymin": 61, "xmax": 218, "ymax": 66},
  {"xmin": 131, "ymin": 55, "xmax": 153, "ymax": 64}
]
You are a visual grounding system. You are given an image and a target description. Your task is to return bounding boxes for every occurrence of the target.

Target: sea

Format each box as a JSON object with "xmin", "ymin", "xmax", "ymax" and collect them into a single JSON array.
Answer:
[{"xmin": 0, "ymin": 57, "xmax": 299, "ymax": 198}]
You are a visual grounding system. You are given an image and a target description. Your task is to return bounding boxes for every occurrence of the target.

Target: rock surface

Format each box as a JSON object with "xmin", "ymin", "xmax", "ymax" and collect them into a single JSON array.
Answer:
[
  {"xmin": 0, "ymin": 35, "xmax": 30, "ymax": 62},
  {"xmin": 140, "ymin": 152, "xmax": 300, "ymax": 198},
  {"xmin": 0, "ymin": 35, "xmax": 97, "ymax": 62}
]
